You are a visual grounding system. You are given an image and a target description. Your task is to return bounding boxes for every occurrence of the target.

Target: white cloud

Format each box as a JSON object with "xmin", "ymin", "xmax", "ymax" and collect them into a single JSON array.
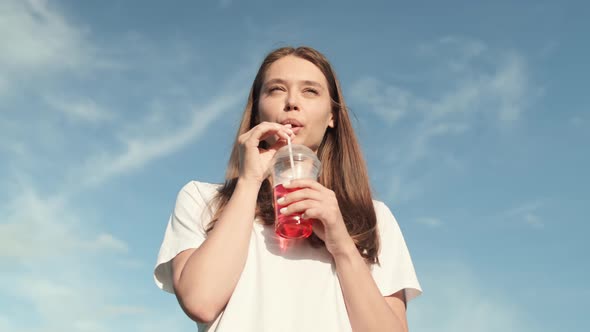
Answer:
[
  {"xmin": 0, "ymin": 179, "xmax": 154, "ymax": 332},
  {"xmin": 85, "ymin": 233, "xmax": 129, "ymax": 253},
  {"xmin": 350, "ymin": 77, "xmax": 414, "ymax": 123},
  {"xmin": 489, "ymin": 54, "xmax": 529, "ymax": 123},
  {"xmin": 501, "ymin": 200, "xmax": 545, "ymax": 229},
  {"xmin": 420, "ymin": 36, "xmax": 488, "ymax": 59},
  {"xmin": 504, "ymin": 200, "xmax": 543, "ymax": 216},
  {"xmin": 0, "ymin": 2, "xmax": 258, "ymax": 332},
  {"xmin": 45, "ymin": 96, "xmax": 115, "ymax": 124},
  {"xmin": 0, "ymin": 182, "xmax": 128, "ymax": 261},
  {"xmin": 0, "ymin": 139, "xmax": 27, "ymax": 159},
  {"xmin": 354, "ymin": 51, "xmax": 530, "ymax": 127},
  {"xmin": 102, "ymin": 305, "xmax": 149, "ymax": 316},
  {"xmin": 409, "ymin": 260, "xmax": 533, "ymax": 332},
  {"xmin": 0, "ymin": 0, "xmax": 95, "ymax": 74},
  {"xmin": 12, "ymin": 275, "xmax": 115, "ymax": 332},
  {"xmin": 415, "ymin": 217, "xmax": 443, "ymax": 227},
  {"xmin": 406, "ymin": 122, "xmax": 469, "ymax": 166},
  {"xmin": 524, "ymin": 213, "xmax": 544, "ymax": 229},
  {"xmin": 351, "ymin": 37, "xmax": 535, "ymax": 203},
  {"xmin": 75, "ymin": 91, "xmax": 243, "ymax": 188},
  {"xmin": 0, "ymin": 30, "xmax": 251, "ymax": 332}
]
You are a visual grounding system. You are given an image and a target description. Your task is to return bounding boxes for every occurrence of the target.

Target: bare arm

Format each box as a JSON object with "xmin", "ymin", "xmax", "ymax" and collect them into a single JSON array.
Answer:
[
  {"xmin": 171, "ymin": 178, "xmax": 261, "ymax": 323},
  {"xmin": 170, "ymin": 122, "xmax": 293, "ymax": 323},
  {"xmin": 279, "ymin": 179, "xmax": 409, "ymax": 331},
  {"xmin": 334, "ymin": 245, "xmax": 408, "ymax": 332}
]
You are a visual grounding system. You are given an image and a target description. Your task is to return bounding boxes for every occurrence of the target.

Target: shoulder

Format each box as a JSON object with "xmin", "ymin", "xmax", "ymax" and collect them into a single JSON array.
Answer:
[
  {"xmin": 178, "ymin": 180, "xmax": 222, "ymax": 203},
  {"xmin": 371, "ymin": 199, "xmax": 397, "ymax": 221},
  {"xmin": 372, "ymin": 199, "xmax": 402, "ymax": 235}
]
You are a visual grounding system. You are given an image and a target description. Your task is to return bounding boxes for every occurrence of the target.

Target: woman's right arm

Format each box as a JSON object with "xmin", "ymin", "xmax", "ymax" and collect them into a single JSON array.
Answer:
[
  {"xmin": 170, "ymin": 122, "xmax": 292, "ymax": 324},
  {"xmin": 171, "ymin": 177, "xmax": 261, "ymax": 323}
]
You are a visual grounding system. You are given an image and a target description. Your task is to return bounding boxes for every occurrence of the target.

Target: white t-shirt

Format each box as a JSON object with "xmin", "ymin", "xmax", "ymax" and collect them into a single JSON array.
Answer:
[{"xmin": 154, "ymin": 181, "xmax": 422, "ymax": 332}]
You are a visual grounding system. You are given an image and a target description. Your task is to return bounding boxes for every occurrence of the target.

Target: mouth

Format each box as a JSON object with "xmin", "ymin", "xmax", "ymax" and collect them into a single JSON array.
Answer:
[
  {"xmin": 280, "ymin": 119, "xmax": 303, "ymax": 134},
  {"xmin": 281, "ymin": 119, "xmax": 303, "ymax": 131},
  {"xmin": 289, "ymin": 126, "xmax": 302, "ymax": 135}
]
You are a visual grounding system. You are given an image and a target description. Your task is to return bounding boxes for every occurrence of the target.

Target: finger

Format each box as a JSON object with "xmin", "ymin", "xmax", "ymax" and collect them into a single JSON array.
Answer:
[
  {"xmin": 267, "ymin": 139, "xmax": 288, "ymax": 153},
  {"xmin": 279, "ymin": 200, "xmax": 320, "ymax": 216},
  {"xmin": 283, "ymin": 178, "xmax": 325, "ymax": 191},
  {"xmin": 249, "ymin": 122, "xmax": 293, "ymax": 144},
  {"xmin": 311, "ymin": 220, "xmax": 326, "ymax": 240},
  {"xmin": 277, "ymin": 188, "xmax": 323, "ymax": 205},
  {"xmin": 304, "ymin": 207, "xmax": 323, "ymax": 221},
  {"xmin": 248, "ymin": 123, "xmax": 281, "ymax": 143}
]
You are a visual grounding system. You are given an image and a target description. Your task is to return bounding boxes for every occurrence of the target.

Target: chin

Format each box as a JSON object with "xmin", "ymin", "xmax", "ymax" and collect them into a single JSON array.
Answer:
[{"xmin": 291, "ymin": 137, "xmax": 306, "ymax": 146}]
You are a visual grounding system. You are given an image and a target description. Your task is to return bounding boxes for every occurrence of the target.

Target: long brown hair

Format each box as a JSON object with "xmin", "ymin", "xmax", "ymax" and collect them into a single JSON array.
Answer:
[{"xmin": 208, "ymin": 46, "xmax": 380, "ymax": 264}]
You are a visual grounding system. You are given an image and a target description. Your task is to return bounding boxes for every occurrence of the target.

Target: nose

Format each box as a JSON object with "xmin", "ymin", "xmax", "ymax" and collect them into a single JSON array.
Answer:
[{"xmin": 284, "ymin": 93, "xmax": 299, "ymax": 112}]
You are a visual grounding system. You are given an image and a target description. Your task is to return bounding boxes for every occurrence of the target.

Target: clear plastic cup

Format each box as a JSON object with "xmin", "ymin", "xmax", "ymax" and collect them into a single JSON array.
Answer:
[{"xmin": 271, "ymin": 144, "xmax": 321, "ymax": 239}]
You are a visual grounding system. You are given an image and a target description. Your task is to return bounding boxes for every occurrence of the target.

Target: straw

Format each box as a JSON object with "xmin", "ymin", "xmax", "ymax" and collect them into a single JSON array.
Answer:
[{"xmin": 286, "ymin": 136, "xmax": 296, "ymax": 180}]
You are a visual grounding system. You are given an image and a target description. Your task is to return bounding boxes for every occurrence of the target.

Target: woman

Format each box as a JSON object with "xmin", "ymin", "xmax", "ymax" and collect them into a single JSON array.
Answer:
[{"xmin": 154, "ymin": 46, "xmax": 422, "ymax": 331}]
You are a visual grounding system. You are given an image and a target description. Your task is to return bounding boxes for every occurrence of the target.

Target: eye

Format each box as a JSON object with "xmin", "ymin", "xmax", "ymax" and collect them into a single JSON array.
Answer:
[
  {"xmin": 303, "ymin": 88, "xmax": 319, "ymax": 95},
  {"xmin": 268, "ymin": 85, "xmax": 285, "ymax": 93}
]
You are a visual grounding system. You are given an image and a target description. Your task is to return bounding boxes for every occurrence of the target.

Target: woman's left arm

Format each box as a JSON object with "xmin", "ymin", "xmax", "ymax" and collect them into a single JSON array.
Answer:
[
  {"xmin": 333, "ymin": 244, "xmax": 408, "ymax": 332},
  {"xmin": 280, "ymin": 179, "xmax": 408, "ymax": 332}
]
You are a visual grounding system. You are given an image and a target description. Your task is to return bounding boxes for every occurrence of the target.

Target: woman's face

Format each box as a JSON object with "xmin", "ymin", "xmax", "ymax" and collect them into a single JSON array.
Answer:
[{"xmin": 257, "ymin": 55, "xmax": 334, "ymax": 152}]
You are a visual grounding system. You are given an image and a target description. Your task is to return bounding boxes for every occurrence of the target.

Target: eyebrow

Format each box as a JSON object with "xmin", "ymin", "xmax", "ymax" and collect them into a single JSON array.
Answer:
[{"xmin": 264, "ymin": 78, "xmax": 324, "ymax": 89}]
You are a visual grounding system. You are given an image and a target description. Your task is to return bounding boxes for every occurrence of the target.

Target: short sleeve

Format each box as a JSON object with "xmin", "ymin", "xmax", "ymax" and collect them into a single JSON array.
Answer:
[
  {"xmin": 371, "ymin": 201, "xmax": 423, "ymax": 303},
  {"xmin": 153, "ymin": 181, "xmax": 218, "ymax": 293}
]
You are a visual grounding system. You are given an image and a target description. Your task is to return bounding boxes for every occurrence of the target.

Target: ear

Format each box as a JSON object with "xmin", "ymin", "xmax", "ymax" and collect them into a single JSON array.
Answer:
[{"xmin": 328, "ymin": 111, "xmax": 335, "ymax": 128}]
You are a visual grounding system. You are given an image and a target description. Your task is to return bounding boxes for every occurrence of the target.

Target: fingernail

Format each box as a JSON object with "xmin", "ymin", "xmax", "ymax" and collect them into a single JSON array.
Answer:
[
  {"xmin": 301, "ymin": 213, "xmax": 307, "ymax": 219},
  {"xmin": 277, "ymin": 197, "xmax": 285, "ymax": 204},
  {"xmin": 280, "ymin": 207, "xmax": 287, "ymax": 214}
]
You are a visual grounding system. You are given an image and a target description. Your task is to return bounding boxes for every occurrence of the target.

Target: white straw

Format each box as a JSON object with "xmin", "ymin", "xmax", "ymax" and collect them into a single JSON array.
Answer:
[{"xmin": 286, "ymin": 137, "xmax": 296, "ymax": 180}]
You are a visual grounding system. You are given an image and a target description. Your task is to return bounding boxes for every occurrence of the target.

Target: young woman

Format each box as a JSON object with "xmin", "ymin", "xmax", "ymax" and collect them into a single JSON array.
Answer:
[{"xmin": 154, "ymin": 46, "xmax": 422, "ymax": 331}]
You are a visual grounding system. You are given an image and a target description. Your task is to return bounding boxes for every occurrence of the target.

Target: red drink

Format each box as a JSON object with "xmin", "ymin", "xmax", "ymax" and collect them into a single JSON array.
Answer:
[{"xmin": 273, "ymin": 184, "xmax": 314, "ymax": 239}]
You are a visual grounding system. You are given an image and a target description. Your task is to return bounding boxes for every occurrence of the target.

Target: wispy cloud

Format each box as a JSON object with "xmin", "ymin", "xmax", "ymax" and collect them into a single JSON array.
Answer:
[
  {"xmin": 0, "ymin": 183, "xmax": 116, "ymax": 261},
  {"xmin": 0, "ymin": 180, "xmax": 127, "ymax": 331},
  {"xmin": 0, "ymin": 0, "xmax": 100, "ymax": 77},
  {"xmin": 524, "ymin": 213, "xmax": 544, "ymax": 229},
  {"xmin": 409, "ymin": 260, "xmax": 535, "ymax": 332},
  {"xmin": 0, "ymin": 174, "xmax": 189, "ymax": 332},
  {"xmin": 0, "ymin": 2, "xmax": 252, "ymax": 331},
  {"xmin": 350, "ymin": 77, "xmax": 416, "ymax": 124},
  {"xmin": 71, "ymin": 90, "xmax": 244, "ymax": 189},
  {"xmin": 45, "ymin": 96, "xmax": 115, "ymax": 124},
  {"xmin": 102, "ymin": 305, "xmax": 150, "ymax": 316},
  {"xmin": 1, "ymin": 0, "xmax": 252, "ymax": 192},
  {"xmin": 0, "ymin": 65, "xmax": 246, "ymax": 332},
  {"xmin": 501, "ymin": 200, "xmax": 545, "ymax": 229},
  {"xmin": 351, "ymin": 36, "xmax": 537, "ymax": 203},
  {"xmin": 418, "ymin": 36, "xmax": 488, "ymax": 62},
  {"xmin": 415, "ymin": 217, "xmax": 443, "ymax": 228},
  {"xmin": 85, "ymin": 233, "xmax": 129, "ymax": 253},
  {"xmin": 352, "ymin": 39, "xmax": 532, "ymax": 127}
]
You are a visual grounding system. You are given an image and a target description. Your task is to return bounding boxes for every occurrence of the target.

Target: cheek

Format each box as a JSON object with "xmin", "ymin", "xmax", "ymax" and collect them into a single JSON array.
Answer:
[
  {"xmin": 257, "ymin": 99, "xmax": 276, "ymax": 122},
  {"xmin": 311, "ymin": 100, "xmax": 333, "ymax": 123}
]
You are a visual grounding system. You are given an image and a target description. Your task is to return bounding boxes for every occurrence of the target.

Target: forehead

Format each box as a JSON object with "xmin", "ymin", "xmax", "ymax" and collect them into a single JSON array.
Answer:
[{"xmin": 263, "ymin": 55, "xmax": 328, "ymax": 86}]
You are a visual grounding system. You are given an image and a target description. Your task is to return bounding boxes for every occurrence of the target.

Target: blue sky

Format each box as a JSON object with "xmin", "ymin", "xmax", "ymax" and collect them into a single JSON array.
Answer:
[{"xmin": 0, "ymin": 0, "xmax": 588, "ymax": 331}]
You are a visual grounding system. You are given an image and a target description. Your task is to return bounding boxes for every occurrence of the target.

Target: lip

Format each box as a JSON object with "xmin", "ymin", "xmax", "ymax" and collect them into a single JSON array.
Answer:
[
  {"xmin": 280, "ymin": 119, "xmax": 303, "ymax": 127},
  {"xmin": 290, "ymin": 126, "xmax": 302, "ymax": 135}
]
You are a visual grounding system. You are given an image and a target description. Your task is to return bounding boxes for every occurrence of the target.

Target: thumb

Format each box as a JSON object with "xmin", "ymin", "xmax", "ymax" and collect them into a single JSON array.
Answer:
[
  {"xmin": 267, "ymin": 139, "xmax": 288, "ymax": 153},
  {"xmin": 311, "ymin": 221, "xmax": 326, "ymax": 241}
]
